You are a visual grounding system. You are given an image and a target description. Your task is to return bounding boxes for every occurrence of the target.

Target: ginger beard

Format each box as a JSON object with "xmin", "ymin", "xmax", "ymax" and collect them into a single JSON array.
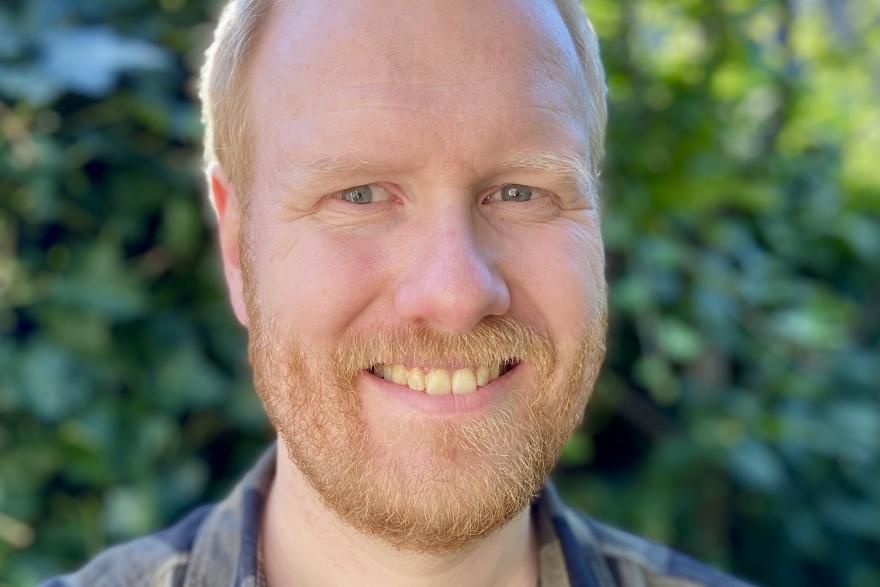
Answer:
[{"xmin": 245, "ymin": 267, "xmax": 607, "ymax": 554}]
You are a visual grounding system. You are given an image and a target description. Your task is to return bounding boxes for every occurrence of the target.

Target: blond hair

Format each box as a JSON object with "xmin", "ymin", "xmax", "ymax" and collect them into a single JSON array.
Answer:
[{"xmin": 199, "ymin": 0, "xmax": 607, "ymax": 197}]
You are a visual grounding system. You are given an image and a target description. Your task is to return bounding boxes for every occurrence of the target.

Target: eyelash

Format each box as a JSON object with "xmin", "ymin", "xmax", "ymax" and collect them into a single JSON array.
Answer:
[
  {"xmin": 333, "ymin": 184, "xmax": 393, "ymax": 205},
  {"xmin": 483, "ymin": 184, "xmax": 546, "ymax": 205}
]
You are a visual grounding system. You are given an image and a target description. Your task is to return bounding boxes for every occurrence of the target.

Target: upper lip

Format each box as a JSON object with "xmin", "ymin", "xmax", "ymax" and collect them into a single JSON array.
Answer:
[{"xmin": 367, "ymin": 360, "xmax": 520, "ymax": 373}]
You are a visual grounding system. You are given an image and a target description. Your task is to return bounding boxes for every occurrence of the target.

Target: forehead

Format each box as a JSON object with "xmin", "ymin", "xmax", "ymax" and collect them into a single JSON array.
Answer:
[{"xmin": 248, "ymin": 0, "xmax": 590, "ymax": 182}]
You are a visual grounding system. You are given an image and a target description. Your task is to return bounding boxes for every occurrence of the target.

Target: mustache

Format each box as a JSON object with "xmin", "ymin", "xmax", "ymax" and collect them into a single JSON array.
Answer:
[{"xmin": 332, "ymin": 316, "xmax": 557, "ymax": 378}]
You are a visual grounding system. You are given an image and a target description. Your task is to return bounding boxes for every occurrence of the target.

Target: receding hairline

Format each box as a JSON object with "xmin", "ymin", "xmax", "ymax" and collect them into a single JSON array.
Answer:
[{"xmin": 199, "ymin": 0, "xmax": 607, "ymax": 202}]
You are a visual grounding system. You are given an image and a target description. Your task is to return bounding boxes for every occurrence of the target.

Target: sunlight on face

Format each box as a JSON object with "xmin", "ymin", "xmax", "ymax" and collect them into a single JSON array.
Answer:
[{"xmin": 241, "ymin": 0, "xmax": 607, "ymax": 552}]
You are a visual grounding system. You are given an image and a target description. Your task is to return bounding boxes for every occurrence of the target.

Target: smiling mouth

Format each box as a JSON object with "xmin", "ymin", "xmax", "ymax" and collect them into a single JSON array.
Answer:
[{"xmin": 367, "ymin": 361, "xmax": 519, "ymax": 395}]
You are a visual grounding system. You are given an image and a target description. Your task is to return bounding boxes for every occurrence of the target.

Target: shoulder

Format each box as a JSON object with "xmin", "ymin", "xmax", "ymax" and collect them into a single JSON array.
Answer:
[
  {"xmin": 39, "ymin": 445, "xmax": 276, "ymax": 587},
  {"xmin": 541, "ymin": 485, "xmax": 755, "ymax": 587},
  {"xmin": 39, "ymin": 504, "xmax": 213, "ymax": 587},
  {"xmin": 580, "ymin": 514, "xmax": 753, "ymax": 587}
]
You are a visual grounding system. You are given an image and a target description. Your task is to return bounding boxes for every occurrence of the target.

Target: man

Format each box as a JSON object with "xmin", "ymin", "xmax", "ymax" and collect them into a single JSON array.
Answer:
[{"xmin": 44, "ymin": 0, "xmax": 751, "ymax": 585}]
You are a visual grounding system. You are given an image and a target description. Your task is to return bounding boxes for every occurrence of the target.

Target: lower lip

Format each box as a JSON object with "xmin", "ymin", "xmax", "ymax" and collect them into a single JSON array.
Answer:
[{"xmin": 357, "ymin": 363, "xmax": 524, "ymax": 416}]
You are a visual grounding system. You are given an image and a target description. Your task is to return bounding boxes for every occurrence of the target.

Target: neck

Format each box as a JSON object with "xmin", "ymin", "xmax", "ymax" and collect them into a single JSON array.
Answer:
[{"xmin": 261, "ymin": 442, "xmax": 540, "ymax": 587}]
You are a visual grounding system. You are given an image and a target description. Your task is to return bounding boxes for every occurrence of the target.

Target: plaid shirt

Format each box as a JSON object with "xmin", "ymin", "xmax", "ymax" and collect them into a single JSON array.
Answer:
[{"xmin": 41, "ymin": 445, "xmax": 754, "ymax": 587}]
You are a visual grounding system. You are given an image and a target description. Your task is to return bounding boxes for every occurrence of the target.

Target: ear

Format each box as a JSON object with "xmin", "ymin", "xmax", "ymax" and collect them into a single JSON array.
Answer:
[{"xmin": 207, "ymin": 163, "xmax": 250, "ymax": 328}]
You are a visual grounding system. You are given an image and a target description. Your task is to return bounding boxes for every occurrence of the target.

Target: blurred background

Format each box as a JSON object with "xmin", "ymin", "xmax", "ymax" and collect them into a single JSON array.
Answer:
[{"xmin": 1, "ymin": 0, "xmax": 878, "ymax": 585}]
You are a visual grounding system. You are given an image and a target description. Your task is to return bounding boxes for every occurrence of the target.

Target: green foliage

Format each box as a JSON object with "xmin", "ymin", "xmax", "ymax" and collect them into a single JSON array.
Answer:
[
  {"xmin": 1, "ymin": 0, "xmax": 878, "ymax": 585},
  {"xmin": 558, "ymin": 2, "xmax": 880, "ymax": 585}
]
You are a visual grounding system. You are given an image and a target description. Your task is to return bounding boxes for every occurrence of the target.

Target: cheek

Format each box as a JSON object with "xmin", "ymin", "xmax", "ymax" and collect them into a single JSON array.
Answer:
[
  {"xmin": 254, "ymin": 226, "xmax": 385, "ymax": 337},
  {"xmin": 504, "ymin": 221, "xmax": 604, "ymax": 349}
]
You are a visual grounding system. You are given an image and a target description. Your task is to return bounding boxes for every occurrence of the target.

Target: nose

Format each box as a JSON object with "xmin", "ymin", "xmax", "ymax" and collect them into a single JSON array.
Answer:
[{"xmin": 394, "ymin": 210, "xmax": 510, "ymax": 333}]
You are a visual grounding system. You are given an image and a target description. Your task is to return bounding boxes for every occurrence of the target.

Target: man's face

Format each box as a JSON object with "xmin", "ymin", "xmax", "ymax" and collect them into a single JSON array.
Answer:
[{"xmin": 229, "ymin": 0, "xmax": 606, "ymax": 552}]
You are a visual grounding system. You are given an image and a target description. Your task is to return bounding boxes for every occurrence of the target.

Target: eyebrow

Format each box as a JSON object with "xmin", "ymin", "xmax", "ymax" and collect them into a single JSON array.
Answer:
[
  {"xmin": 500, "ymin": 150, "xmax": 598, "ymax": 208},
  {"xmin": 271, "ymin": 155, "xmax": 388, "ymax": 193},
  {"xmin": 297, "ymin": 155, "xmax": 388, "ymax": 177}
]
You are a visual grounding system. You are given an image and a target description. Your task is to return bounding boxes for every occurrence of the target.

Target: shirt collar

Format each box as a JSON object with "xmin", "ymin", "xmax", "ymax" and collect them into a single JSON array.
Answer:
[
  {"xmin": 184, "ymin": 445, "xmax": 275, "ymax": 587},
  {"xmin": 185, "ymin": 444, "xmax": 612, "ymax": 587}
]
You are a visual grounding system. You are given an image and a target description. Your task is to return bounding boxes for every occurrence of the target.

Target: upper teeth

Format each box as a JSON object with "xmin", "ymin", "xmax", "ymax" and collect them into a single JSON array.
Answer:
[{"xmin": 372, "ymin": 363, "xmax": 506, "ymax": 395}]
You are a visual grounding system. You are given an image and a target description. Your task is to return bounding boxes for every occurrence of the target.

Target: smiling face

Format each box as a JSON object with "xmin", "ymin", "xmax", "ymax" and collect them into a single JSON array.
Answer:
[{"xmin": 215, "ymin": 0, "xmax": 607, "ymax": 553}]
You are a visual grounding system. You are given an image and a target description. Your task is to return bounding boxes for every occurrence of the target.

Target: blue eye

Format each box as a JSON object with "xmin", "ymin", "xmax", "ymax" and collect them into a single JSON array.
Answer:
[
  {"xmin": 337, "ymin": 184, "xmax": 391, "ymax": 205},
  {"xmin": 497, "ymin": 184, "xmax": 533, "ymax": 202},
  {"xmin": 340, "ymin": 185, "xmax": 373, "ymax": 204}
]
